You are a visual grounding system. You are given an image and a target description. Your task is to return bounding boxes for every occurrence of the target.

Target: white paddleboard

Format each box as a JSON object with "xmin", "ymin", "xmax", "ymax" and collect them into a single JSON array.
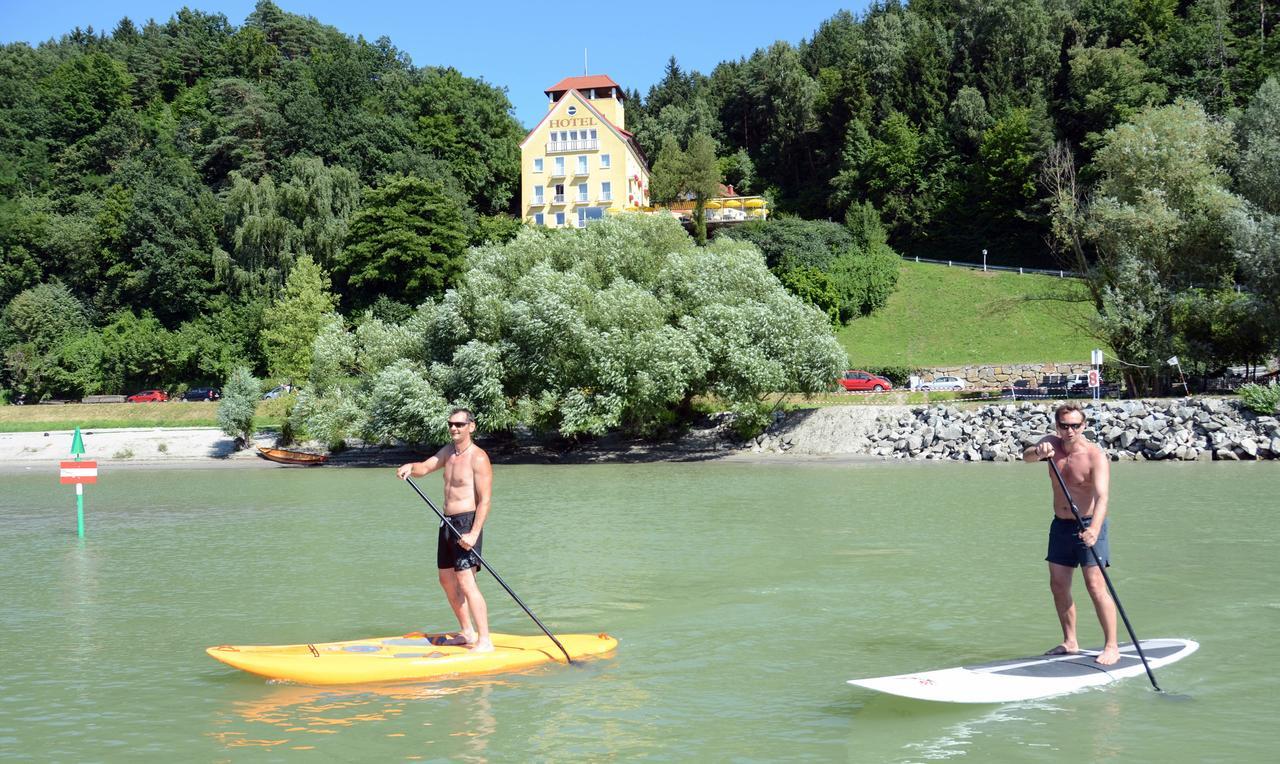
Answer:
[{"xmin": 848, "ymin": 638, "xmax": 1198, "ymax": 703}]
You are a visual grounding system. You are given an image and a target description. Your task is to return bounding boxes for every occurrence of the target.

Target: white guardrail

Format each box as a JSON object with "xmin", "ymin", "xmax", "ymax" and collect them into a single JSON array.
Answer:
[{"xmin": 907, "ymin": 255, "xmax": 1080, "ymax": 278}]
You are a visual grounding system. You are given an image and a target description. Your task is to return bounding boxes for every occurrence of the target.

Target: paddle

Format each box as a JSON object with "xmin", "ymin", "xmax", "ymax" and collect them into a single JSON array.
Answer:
[
  {"xmin": 404, "ymin": 477, "xmax": 573, "ymax": 665},
  {"xmin": 1046, "ymin": 457, "xmax": 1161, "ymax": 692}
]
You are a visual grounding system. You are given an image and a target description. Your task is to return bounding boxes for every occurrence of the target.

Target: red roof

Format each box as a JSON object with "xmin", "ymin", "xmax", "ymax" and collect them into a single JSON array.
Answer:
[{"xmin": 544, "ymin": 75, "xmax": 624, "ymax": 97}]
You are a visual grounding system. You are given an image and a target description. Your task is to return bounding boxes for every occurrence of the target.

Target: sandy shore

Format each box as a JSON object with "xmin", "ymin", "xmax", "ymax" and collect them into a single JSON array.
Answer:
[
  {"xmin": 0, "ymin": 427, "xmax": 269, "ymax": 473},
  {"xmin": 0, "ymin": 406, "xmax": 902, "ymax": 473}
]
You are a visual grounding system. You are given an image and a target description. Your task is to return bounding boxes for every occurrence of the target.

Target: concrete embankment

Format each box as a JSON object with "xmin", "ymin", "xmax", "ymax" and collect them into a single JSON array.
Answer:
[{"xmin": 749, "ymin": 398, "xmax": 1280, "ymax": 461}]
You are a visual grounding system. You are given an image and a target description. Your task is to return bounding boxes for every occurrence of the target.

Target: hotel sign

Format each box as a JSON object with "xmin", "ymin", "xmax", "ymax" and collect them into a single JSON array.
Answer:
[{"xmin": 549, "ymin": 117, "xmax": 596, "ymax": 128}]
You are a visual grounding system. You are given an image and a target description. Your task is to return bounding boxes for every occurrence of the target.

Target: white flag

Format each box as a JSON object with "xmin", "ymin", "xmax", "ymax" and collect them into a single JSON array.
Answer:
[{"xmin": 1166, "ymin": 356, "xmax": 1180, "ymax": 366}]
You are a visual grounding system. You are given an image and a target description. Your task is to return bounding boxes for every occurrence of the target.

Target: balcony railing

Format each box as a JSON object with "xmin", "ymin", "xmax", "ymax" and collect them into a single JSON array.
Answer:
[
  {"xmin": 530, "ymin": 197, "xmax": 545, "ymax": 206},
  {"xmin": 546, "ymin": 139, "xmax": 599, "ymax": 153},
  {"xmin": 550, "ymin": 194, "xmax": 565, "ymax": 204},
  {"xmin": 599, "ymin": 194, "xmax": 613, "ymax": 202},
  {"xmin": 549, "ymin": 168, "xmax": 566, "ymax": 177}
]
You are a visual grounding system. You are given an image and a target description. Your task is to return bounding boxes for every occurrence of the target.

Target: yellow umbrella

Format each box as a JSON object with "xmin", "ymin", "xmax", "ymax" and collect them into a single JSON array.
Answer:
[
  {"xmin": 705, "ymin": 200, "xmax": 722, "ymax": 209},
  {"xmin": 722, "ymin": 199, "xmax": 743, "ymax": 208},
  {"xmin": 745, "ymin": 198, "xmax": 766, "ymax": 208}
]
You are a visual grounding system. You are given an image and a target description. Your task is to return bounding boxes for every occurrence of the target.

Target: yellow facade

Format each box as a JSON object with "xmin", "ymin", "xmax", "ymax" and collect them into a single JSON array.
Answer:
[{"xmin": 519, "ymin": 76, "xmax": 650, "ymax": 228}]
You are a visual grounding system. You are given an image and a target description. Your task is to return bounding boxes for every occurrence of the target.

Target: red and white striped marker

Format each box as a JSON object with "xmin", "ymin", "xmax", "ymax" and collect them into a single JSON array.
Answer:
[{"xmin": 60, "ymin": 461, "xmax": 98, "ymax": 484}]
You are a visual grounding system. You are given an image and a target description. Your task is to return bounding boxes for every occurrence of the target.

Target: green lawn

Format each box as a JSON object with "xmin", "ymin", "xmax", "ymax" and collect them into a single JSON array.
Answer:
[
  {"xmin": 0, "ymin": 398, "xmax": 292, "ymax": 433},
  {"xmin": 837, "ymin": 260, "xmax": 1100, "ymax": 367}
]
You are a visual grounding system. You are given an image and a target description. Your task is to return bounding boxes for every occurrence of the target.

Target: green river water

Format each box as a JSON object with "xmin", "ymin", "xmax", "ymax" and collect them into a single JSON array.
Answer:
[{"xmin": 1, "ymin": 459, "xmax": 1276, "ymax": 762}]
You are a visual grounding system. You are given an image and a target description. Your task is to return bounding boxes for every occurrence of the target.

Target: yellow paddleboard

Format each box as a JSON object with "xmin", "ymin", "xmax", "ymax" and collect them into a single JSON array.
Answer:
[{"xmin": 206, "ymin": 631, "xmax": 617, "ymax": 685}]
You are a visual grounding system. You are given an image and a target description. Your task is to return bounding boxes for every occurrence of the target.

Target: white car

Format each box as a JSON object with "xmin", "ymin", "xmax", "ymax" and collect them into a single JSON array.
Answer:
[{"xmin": 922, "ymin": 375, "xmax": 966, "ymax": 392}]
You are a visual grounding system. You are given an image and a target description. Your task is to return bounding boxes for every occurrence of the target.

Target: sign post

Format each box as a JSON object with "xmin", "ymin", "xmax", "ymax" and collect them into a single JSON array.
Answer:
[
  {"xmin": 63, "ymin": 427, "xmax": 96, "ymax": 538},
  {"xmin": 1091, "ymin": 349, "xmax": 1104, "ymax": 401},
  {"xmin": 1167, "ymin": 356, "xmax": 1189, "ymax": 397}
]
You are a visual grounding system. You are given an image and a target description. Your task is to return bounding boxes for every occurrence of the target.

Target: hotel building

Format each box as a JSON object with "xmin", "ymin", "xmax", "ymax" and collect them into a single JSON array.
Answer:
[{"xmin": 519, "ymin": 75, "xmax": 650, "ymax": 228}]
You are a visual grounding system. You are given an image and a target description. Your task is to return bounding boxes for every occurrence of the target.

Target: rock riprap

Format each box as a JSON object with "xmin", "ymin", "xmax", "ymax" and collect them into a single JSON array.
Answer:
[{"xmin": 748, "ymin": 399, "xmax": 1278, "ymax": 461}]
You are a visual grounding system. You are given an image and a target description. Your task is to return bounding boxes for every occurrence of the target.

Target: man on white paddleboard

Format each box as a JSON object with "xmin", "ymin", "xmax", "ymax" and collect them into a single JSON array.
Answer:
[
  {"xmin": 397, "ymin": 408, "xmax": 495, "ymax": 653},
  {"xmin": 1023, "ymin": 403, "xmax": 1119, "ymax": 666}
]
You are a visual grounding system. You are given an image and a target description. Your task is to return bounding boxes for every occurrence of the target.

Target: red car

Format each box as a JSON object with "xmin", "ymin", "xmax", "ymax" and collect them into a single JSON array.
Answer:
[
  {"xmin": 126, "ymin": 389, "xmax": 169, "ymax": 403},
  {"xmin": 838, "ymin": 370, "xmax": 892, "ymax": 392}
]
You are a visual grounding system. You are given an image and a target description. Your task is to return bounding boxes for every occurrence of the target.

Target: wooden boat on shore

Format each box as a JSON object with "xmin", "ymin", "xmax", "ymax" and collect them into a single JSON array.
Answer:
[{"xmin": 256, "ymin": 446, "xmax": 328, "ymax": 466}]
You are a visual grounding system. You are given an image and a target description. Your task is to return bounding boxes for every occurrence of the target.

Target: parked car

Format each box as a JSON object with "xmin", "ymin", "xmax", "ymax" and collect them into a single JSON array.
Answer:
[
  {"xmin": 182, "ymin": 387, "xmax": 221, "ymax": 402},
  {"xmin": 839, "ymin": 370, "xmax": 893, "ymax": 392},
  {"xmin": 262, "ymin": 384, "xmax": 293, "ymax": 399},
  {"xmin": 125, "ymin": 389, "xmax": 169, "ymax": 403},
  {"xmin": 921, "ymin": 375, "xmax": 966, "ymax": 392},
  {"xmin": 1001, "ymin": 379, "xmax": 1036, "ymax": 396}
]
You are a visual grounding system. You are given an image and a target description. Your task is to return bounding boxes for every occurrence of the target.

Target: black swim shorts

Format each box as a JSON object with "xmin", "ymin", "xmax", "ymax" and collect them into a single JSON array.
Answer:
[
  {"xmin": 437, "ymin": 511, "xmax": 483, "ymax": 572},
  {"xmin": 1045, "ymin": 516, "xmax": 1110, "ymax": 568}
]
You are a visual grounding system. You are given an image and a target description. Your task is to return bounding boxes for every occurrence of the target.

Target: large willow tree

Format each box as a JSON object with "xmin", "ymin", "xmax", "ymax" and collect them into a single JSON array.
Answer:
[{"xmin": 295, "ymin": 215, "xmax": 848, "ymax": 445}]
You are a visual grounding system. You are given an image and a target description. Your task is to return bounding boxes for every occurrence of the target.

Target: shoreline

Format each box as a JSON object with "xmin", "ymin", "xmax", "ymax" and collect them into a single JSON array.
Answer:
[{"xmin": 3, "ymin": 397, "xmax": 1274, "ymax": 473}]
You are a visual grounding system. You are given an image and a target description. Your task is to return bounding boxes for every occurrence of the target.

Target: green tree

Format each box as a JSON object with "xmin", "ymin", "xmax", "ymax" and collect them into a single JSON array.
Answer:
[
  {"xmin": 336, "ymin": 175, "xmax": 468, "ymax": 307},
  {"xmin": 0, "ymin": 282, "xmax": 92, "ymax": 397},
  {"xmin": 217, "ymin": 366, "xmax": 259, "ymax": 445},
  {"xmin": 1059, "ymin": 42, "xmax": 1167, "ymax": 149},
  {"xmin": 650, "ymin": 133, "xmax": 722, "ymax": 246},
  {"xmin": 40, "ymin": 52, "xmax": 133, "ymax": 146},
  {"xmin": 1046, "ymin": 101, "xmax": 1245, "ymax": 394},
  {"xmin": 294, "ymin": 216, "xmax": 846, "ymax": 443},
  {"xmin": 977, "ymin": 106, "xmax": 1052, "ymax": 223},
  {"xmin": 1234, "ymin": 77, "xmax": 1280, "ymax": 214},
  {"xmin": 409, "ymin": 67, "xmax": 524, "ymax": 214},
  {"xmin": 260, "ymin": 254, "xmax": 338, "ymax": 382}
]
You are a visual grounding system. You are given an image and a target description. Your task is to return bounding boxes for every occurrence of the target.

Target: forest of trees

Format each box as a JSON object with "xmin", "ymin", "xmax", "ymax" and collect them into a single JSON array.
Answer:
[
  {"xmin": 0, "ymin": 2, "xmax": 525, "ymax": 399},
  {"xmin": 2, "ymin": 0, "xmax": 1279, "ymax": 405},
  {"xmin": 628, "ymin": 0, "xmax": 1279, "ymax": 263}
]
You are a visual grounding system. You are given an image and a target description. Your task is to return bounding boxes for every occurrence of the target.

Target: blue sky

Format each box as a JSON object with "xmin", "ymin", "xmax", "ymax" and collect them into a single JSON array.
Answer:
[{"xmin": 1, "ymin": 0, "xmax": 871, "ymax": 128}]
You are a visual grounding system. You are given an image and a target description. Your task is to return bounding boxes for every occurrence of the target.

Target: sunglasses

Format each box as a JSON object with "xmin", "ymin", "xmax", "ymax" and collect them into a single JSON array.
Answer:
[
  {"xmin": 1056, "ymin": 421, "xmax": 1085, "ymax": 431},
  {"xmin": 446, "ymin": 420, "xmax": 470, "ymax": 428}
]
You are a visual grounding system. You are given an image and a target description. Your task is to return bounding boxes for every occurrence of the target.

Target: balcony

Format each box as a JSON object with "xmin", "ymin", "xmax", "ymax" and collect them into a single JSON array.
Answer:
[
  {"xmin": 549, "ymin": 168, "xmax": 566, "ymax": 178},
  {"xmin": 599, "ymin": 194, "xmax": 613, "ymax": 203},
  {"xmin": 530, "ymin": 197, "xmax": 545, "ymax": 207},
  {"xmin": 550, "ymin": 194, "xmax": 566, "ymax": 205},
  {"xmin": 546, "ymin": 139, "xmax": 599, "ymax": 154}
]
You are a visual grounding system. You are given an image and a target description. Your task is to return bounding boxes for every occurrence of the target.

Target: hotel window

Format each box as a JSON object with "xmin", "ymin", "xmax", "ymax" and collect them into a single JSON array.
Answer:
[
  {"xmin": 590, "ymin": 129, "xmax": 598, "ymax": 141},
  {"xmin": 576, "ymin": 155, "xmax": 588, "ymax": 175},
  {"xmin": 555, "ymin": 212, "xmax": 565, "ymax": 227},
  {"xmin": 533, "ymin": 185, "xmax": 544, "ymax": 204},
  {"xmin": 553, "ymin": 156, "xmax": 565, "ymax": 176},
  {"xmin": 577, "ymin": 183, "xmax": 589, "ymax": 202},
  {"xmin": 600, "ymin": 181, "xmax": 611, "ymax": 201},
  {"xmin": 578, "ymin": 207, "xmax": 604, "ymax": 227},
  {"xmin": 600, "ymin": 154, "xmax": 610, "ymax": 169},
  {"xmin": 553, "ymin": 184, "xmax": 564, "ymax": 203},
  {"xmin": 534, "ymin": 213, "xmax": 544, "ymax": 226},
  {"xmin": 533, "ymin": 158, "xmax": 543, "ymax": 173}
]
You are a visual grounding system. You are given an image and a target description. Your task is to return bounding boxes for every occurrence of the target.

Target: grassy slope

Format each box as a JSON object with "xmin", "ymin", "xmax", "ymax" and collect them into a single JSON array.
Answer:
[
  {"xmin": 837, "ymin": 261, "xmax": 1100, "ymax": 367},
  {"xmin": 0, "ymin": 398, "xmax": 292, "ymax": 433}
]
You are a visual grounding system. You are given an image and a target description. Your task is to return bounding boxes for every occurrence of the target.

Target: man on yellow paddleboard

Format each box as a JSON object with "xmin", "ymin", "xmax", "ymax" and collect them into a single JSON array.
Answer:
[{"xmin": 397, "ymin": 407, "xmax": 495, "ymax": 653}]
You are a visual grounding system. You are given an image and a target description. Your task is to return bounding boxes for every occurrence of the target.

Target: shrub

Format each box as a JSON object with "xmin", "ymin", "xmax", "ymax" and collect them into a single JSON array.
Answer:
[
  {"xmin": 295, "ymin": 215, "xmax": 848, "ymax": 442},
  {"xmin": 1238, "ymin": 381, "xmax": 1280, "ymax": 415},
  {"xmin": 217, "ymin": 367, "xmax": 260, "ymax": 446},
  {"xmin": 865, "ymin": 366, "xmax": 921, "ymax": 386},
  {"xmin": 718, "ymin": 218, "xmax": 899, "ymax": 323}
]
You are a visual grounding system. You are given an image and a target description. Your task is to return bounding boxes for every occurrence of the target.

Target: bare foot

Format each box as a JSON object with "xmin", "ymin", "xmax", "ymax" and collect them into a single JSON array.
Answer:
[
  {"xmin": 458, "ymin": 629, "xmax": 478, "ymax": 647},
  {"xmin": 1095, "ymin": 645, "xmax": 1120, "ymax": 666},
  {"xmin": 1044, "ymin": 643, "xmax": 1079, "ymax": 656},
  {"xmin": 469, "ymin": 637, "xmax": 494, "ymax": 653}
]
